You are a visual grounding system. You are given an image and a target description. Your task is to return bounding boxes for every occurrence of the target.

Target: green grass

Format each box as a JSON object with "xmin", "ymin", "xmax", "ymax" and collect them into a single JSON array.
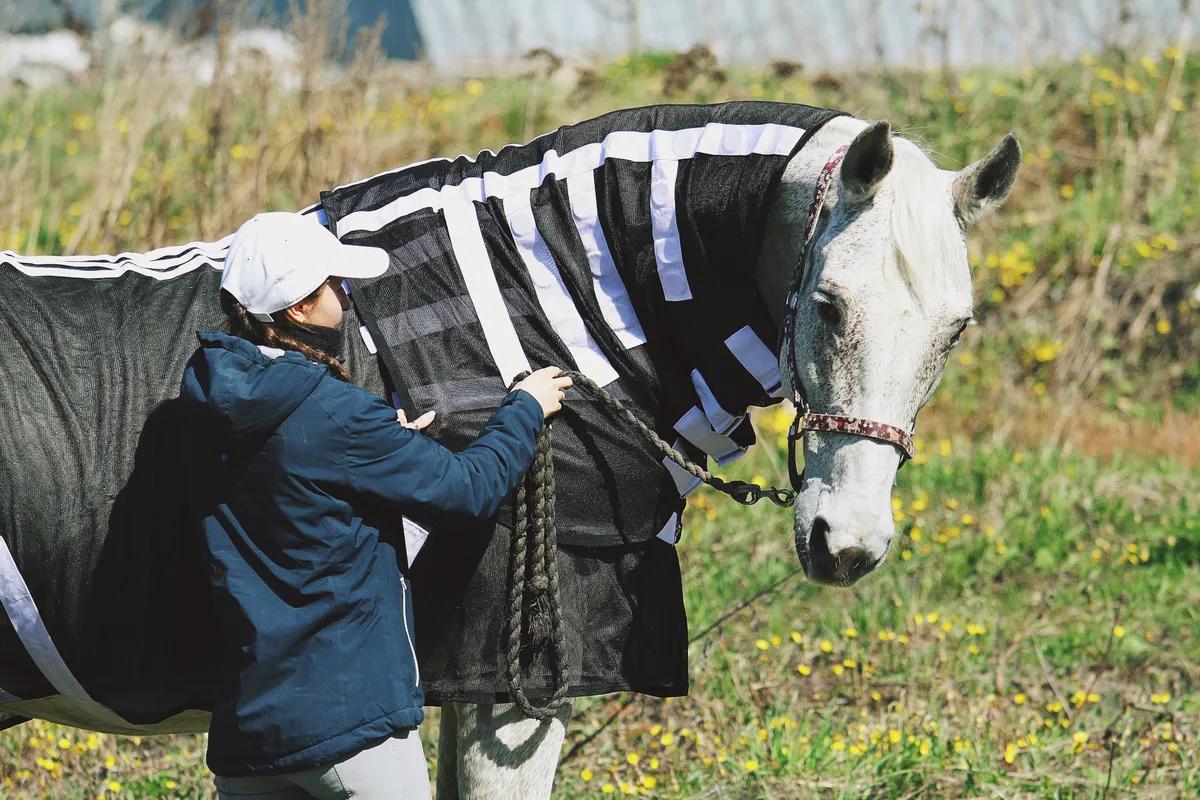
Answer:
[{"xmin": 3, "ymin": 416, "xmax": 1196, "ymax": 798}]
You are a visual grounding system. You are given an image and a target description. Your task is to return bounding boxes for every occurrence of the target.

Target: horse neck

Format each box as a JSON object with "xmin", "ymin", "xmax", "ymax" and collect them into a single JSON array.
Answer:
[{"xmin": 754, "ymin": 115, "xmax": 870, "ymax": 328}]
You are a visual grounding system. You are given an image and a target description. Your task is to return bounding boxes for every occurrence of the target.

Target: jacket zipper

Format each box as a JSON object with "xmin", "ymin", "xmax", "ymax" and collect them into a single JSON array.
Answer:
[{"xmin": 399, "ymin": 575, "xmax": 419, "ymax": 688}]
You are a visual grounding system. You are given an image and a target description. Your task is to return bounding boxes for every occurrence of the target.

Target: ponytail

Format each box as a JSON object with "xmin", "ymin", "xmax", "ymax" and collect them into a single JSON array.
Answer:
[{"xmin": 220, "ymin": 289, "xmax": 352, "ymax": 382}]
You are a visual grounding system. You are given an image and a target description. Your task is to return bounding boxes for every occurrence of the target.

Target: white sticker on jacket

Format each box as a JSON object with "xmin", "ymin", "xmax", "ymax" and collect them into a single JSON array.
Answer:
[{"xmin": 402, "ymin": 517, "xmax": 430, "ymax": 566}]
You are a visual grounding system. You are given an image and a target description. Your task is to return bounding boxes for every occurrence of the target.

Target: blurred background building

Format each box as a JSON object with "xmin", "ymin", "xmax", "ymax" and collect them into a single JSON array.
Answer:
[{"xmin": 3, "ymin": 0, "xmax": 1198, "ymax": 73}]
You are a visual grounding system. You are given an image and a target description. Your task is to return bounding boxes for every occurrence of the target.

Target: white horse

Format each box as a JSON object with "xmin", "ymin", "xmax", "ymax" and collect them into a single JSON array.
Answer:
[{"xmin": 433, "ymin": 114, "xmax": 1021, "ymax": 797}]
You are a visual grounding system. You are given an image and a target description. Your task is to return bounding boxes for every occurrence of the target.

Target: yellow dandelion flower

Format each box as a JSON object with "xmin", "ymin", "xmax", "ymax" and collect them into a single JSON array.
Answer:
[
  {"xmin": 842, "ymin": 658, "xmax": 857, "ymax": 669},
  {"xmin": 790, "ymin": 630, "xmax": 802, "ymax": 644},
  {"xmin": 1169, "ymin": 97, "xmax": 1185, "ymax": 111},
  {"xmin": 1150, "ymin": 691, "xmax": 1171, "ymax": 705},
  {"xmin": 754, "ymin": 639, "xmax": 769, "ymax": 651},
  {"xmin": 888, "ymin": 729, "xmax": 901, "ymax": 745},
  {"xmin": 1156, "ymin": 318, "xmax": 1171, "ymax": 335},
  {"xmin": 601, "ymin": 783, "xmax": 615, "ymax": 794},
  {"xmin": 626, "ymin": 752, "xmax": 640, "ymax": 765},
  {"xmin": 770, "ymin": 634, "xmax": 782, "ymax": 647},
  {"xmin": 1014, "ymin": 693, "xmax": 1027, "ymax": 705},
  {"xmin": 743, "ymin": 758, "xmax": 759, "ymax": 771},
  {"xmin": 1060, "ymin": 184, "xmax": 1075, "ymax": 199},
  {"xmin": 1004, "ymin": 742, "xmax": 1017, "ymax": 764},
  {"xmin": 165, "ymin": 780, "xmax": 178, "ymax": 790},
  {"xmin": 649, "ymin": 757, "xmax": 659, "ymax": 768},
  {"xmin": 819, "ymin": 640, "xmax": 833, "ymax": 653},
  {"xmin": 830, "ymin": 740, "xmax": 846, "ymax": 751},
  {"xmin": 660, "ymin": 732, "xmax": 675, "ymax": 746},
  {"xmin": 649, "ymin": 724, "xmax": 661, "ymax": 736},
  {"xmin": 797, "ymin": 664, "xmax": 811, "ymax": 676},
  {"xmin": 1112, "ymin": 625, "xmax": 1126, "ymax": 638},
  {"xmin": 641, "ymin": 775, "xmax": 657, "ymax": 789},
  {"xmin": 901, "ymin": 549, "xmax": 912, "ymax": 560},
  {"xmin": 581, "ymin": 768, "xmax": 594, "ymax": 781},
  {"xmin": 108, "ymin": 781, "xmax": 123, "ymax": 793},
  {"xmin": 1072, "ymin": 731, "xmax": 1089, "ymax": 752}
]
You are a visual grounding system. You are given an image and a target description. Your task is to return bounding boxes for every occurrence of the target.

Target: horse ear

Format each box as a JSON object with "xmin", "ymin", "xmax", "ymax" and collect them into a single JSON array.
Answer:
[
  {"xmin": 951, "ymin": 133, "xmax": 1021, "ymax": 228},
  {"xmin": 840, "ymin": 120, "xmax": 894, "ymax": 202}
]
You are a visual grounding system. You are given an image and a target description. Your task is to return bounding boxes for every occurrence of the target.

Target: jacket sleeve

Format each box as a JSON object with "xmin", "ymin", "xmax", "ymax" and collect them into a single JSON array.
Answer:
[{"xmin": 343, "ymin": 387, "xmax": 544, "ymax": 522}]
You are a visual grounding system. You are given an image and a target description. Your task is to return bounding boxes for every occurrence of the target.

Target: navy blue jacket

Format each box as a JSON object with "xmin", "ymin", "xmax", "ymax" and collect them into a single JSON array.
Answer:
[{"xmin": 178, "ymin": 331, "xmax": 543, "ymax": 777}]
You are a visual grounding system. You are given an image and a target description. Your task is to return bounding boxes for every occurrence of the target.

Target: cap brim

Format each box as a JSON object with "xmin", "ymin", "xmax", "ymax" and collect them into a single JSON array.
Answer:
[{"xmin": 333, "ymin": 244, "xmax": 390, "ymax": 279}]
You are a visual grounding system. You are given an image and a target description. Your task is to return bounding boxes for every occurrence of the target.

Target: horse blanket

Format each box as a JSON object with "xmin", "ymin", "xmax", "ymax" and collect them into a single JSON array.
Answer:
[{"xmin": 0, "ymin": 101, "xmax": 843, "ymax": 728}]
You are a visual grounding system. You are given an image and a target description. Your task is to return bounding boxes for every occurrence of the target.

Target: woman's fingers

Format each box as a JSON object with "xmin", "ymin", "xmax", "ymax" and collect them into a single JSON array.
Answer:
[
  {"xmin": 409, "ymin": 410, "xmax": 437, "ymax": 430},
  {"xmin": 397, "ymin": 408, "xmax": 437, "ymax": 430}
]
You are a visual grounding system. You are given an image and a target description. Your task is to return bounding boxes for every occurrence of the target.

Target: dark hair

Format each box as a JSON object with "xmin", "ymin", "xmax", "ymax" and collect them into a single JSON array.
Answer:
[{"xmin": 220, "ymin": 287, "xmax": 351, "ymax": 382}]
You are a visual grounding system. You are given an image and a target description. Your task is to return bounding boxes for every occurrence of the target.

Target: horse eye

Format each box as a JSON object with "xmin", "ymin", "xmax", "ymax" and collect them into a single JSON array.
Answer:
[
  {"xmin": 813, "ymin": 293, "xmax": 842, "ymax": 327},
  {"xmin": 949, "ymin": 318, "xmax": 972, "ymax": 345}
]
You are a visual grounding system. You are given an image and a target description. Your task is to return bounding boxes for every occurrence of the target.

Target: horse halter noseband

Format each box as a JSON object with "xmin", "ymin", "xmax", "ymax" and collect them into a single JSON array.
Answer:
[{"xmin": 779, "ymin": 144, "xmax": 916, "ymax": 492}]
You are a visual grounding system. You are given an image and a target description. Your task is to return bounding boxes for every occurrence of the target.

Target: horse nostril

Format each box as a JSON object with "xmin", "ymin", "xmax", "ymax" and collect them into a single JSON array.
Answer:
[{"xmin": 809, "ymin": 516, "xmax": 836, "ymax": 578}]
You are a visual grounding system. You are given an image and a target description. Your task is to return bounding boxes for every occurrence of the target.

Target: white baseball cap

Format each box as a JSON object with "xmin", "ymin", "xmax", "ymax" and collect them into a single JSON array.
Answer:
[{"xmin": 220, "ymin": 211, "xmax": 389, "ymax": 322}]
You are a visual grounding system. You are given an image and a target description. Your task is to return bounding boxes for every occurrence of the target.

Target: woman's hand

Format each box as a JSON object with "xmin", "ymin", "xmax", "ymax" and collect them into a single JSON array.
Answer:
[
  {"xmin": 396, "ymin": 409, "xmax": 436, "ymax": 430},
  {"xmin": 513, "ymin": 367, "xmax": 573, "ymax": 420}
]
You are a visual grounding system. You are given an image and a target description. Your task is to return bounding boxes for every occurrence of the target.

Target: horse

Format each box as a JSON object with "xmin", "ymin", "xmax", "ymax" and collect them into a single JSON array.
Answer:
[{"xmin": 0, "ymin": 102, "xmax": 1019, "ymax": 798}]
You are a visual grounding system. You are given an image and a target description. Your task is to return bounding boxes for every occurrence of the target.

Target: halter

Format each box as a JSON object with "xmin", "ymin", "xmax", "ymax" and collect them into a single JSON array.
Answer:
[{"xmin": 779, "ymin": 145, "xmax": 916, "ymax": 493}]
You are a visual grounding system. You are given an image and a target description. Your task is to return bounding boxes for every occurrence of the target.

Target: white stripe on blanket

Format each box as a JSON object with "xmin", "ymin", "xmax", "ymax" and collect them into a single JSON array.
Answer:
[
  {"xmin": 0, "ymin": 537, "xmax": 92, "ymax": 700},
  {"xmin": 504, "ymin": 189, "xmax": 619, "ymax": 386},
  {"xmin": 334, "ymin": 123, "xmax": 806, "ymax": 236},
  {"xmin": 565, "ymin": 171, "xmax": 647, "ymax": 349}
]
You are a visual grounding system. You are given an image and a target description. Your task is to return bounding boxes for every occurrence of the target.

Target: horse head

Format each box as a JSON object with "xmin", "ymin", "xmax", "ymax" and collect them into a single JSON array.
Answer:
[{"xmin": 770, "ymin": 118, "xmax": 1021, "ymax": 585}]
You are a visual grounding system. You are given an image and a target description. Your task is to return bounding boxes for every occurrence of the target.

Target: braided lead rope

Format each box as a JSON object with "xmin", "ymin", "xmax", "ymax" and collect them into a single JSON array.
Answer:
[{"xmin": 506, "ymin": 424, "xmax": 570, "ymax": 720}]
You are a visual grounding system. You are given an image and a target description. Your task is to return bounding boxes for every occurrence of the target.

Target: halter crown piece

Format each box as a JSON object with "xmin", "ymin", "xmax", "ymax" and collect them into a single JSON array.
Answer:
[{"xmin": 779, "ymin": 144, "xmax": 917, "ymax": 492}]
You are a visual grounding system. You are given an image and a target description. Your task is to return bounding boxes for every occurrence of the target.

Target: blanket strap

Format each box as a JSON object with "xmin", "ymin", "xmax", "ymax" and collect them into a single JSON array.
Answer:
[{"xmin": 0, "ymin": 537, "xmax": 93, "ymax": 701}]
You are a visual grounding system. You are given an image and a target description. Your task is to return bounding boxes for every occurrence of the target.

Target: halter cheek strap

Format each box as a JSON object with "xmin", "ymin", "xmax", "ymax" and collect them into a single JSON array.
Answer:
[{"xmin": 779, "ymin": 144, "xmax": 917, "ymax": 485}]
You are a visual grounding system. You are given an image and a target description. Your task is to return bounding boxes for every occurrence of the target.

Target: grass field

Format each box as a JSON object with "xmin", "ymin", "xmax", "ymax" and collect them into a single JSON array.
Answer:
[
  {"xmin": 1, "ymin": 8, "xmax": 1198, "ymax": 797},
  {"xmin": 2, "ymin": 418, "xmax": 1197, "ymax": 798}
]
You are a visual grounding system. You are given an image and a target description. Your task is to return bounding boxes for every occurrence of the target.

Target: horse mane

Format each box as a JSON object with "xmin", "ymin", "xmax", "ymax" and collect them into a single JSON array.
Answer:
[{"xmin": 888, "ymin": 138, "xmax": 969, "ymax": 306}]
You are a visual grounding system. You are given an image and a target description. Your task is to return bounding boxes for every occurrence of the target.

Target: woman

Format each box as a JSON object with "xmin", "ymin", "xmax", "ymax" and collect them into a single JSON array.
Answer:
[{"xmin": 178, "ymin": 211, "xmax": 571, "ymax": 799}]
